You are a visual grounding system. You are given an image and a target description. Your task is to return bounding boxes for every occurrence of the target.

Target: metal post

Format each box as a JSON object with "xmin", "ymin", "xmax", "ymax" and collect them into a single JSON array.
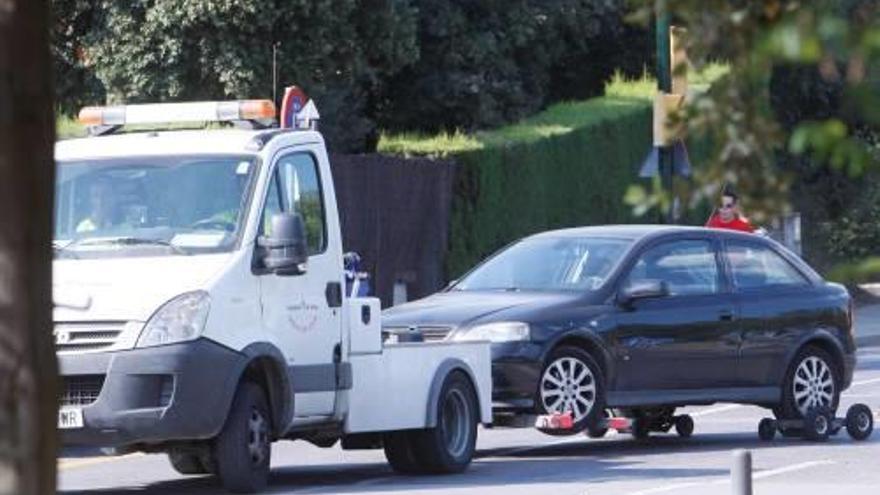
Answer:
[
  {"xmin": 272, "ymin": 42, "xmax": 280, "ymax": 105},
  {"xmin": 655, "ymin": 0, "xmax": 675, "ymax": 224},
  {"xmin": 731, "ymin": 450, "xmax": 753, "ymax": 495}
]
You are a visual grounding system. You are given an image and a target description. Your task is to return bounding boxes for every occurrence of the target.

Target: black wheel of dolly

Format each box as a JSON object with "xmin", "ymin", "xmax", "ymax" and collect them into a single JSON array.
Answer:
[
  {"xmin": 845, "ymin": 403, "xmax": 874, "ymax": 441},
  {"xmin": 758, "ymin": 418, "xmax": 777, "ymax": 441},
  {"xmin": 803, "ymin": 406, "xmax": 833, "ymax": 442},
  {"xmin": 586, "ymin": 409, "xmax": 613, "ymax": 439},
  {"xmin": 212, "ymin": 382, "xmax": 272, "ymax": 493},
  {"xmin": 674, "ymin": 415, "xmax": 694, "ymax": 438}
]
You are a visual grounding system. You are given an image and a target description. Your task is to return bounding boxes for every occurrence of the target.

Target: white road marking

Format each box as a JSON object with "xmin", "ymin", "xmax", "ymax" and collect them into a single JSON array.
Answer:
[
  {"xmin": 58, "ymin": 453, "xmax": 143, "ymax": 470},
  {"xmin": 622, "ymin": 459, "xmax": 835, "ymax": 495},
  {"xmin": 690, "ymin": 405, "xmax": 743, "ymax": 417},
  {"xmin": 850, "ymin": 377, "xmax": 880, "ymax": 387}
]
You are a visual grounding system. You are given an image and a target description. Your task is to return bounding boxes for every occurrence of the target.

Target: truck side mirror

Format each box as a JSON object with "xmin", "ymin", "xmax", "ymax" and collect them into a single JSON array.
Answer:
[
  {"xmin": 617, "ymin": 279, "xmax": 669, "ymax": 308},
  {"xmin": 258, "ymin": 213, "xmax": 309, "ymax": 275}
]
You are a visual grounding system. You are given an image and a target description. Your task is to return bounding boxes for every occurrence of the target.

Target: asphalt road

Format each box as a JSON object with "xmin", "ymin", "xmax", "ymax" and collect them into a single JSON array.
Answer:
[{"xmin": 59, "ymin": 347, "xmax": 880, "ymax": 495}]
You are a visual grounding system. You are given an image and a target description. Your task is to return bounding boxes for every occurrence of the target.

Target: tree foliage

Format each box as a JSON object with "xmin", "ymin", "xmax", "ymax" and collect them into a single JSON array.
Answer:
[
  {"xmin": 51, "ymin": 0, "xmax": 650, "ymax": 151},
  {"xmin": 629, "ymin": 0, "xmax": 880, "ymax": 225}
]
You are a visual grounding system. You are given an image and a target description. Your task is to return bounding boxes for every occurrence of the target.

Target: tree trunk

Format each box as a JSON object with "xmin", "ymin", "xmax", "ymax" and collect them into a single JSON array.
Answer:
[{"xmin": 0, "ymin": 0, "xmax": 59, "ymax": 494}]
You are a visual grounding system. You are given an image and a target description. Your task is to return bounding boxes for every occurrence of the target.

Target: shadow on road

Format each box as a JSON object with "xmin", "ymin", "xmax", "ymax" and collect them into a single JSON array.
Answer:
[{"xmin": 59, "ymin": 430, "xmax": 866, "ymax": 495}]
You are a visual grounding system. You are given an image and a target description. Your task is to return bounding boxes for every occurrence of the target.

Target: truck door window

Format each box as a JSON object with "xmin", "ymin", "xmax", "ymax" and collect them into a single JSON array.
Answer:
[{"xmin": 262, "ymin": 153, "xmax": 327, "ymax": 255}]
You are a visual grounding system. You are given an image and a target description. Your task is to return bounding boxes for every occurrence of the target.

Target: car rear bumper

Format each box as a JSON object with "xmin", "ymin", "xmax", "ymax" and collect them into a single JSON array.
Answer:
[
  {"xmin": 58, "ymin": 338, "xmax": 245, "ymax": 448},
  {"xmin": 842, "ymin": 351, "xmax": 856, "ymax": 390}
]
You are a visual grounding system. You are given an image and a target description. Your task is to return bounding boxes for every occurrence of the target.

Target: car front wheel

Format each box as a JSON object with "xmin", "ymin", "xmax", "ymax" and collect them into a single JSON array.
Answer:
[
  {"xmin": 775, "ymin": 346, "xmax": 840, "ymax": 420},
  {"xmin": 537, "ymin": 346, "xmax": 605, "ymax": 435}
]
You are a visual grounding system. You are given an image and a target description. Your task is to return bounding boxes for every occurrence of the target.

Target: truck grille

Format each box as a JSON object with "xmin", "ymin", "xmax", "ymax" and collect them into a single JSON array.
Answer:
[
  {"xmin": 60, "ymin": 375, "xmax": 105, "ymax": 407},
  {"xmin": 54, "ymin": 322, "xmax": 126, "ymax": 352}
]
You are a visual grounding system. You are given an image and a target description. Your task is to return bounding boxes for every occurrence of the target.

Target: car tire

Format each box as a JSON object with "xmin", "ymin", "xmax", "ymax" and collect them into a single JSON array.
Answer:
[
  {"xmin": 410, "ymin": 371, "xmax": 479, "ymax": 474},
  {"xmin": 775, "ymin": 346, "xmax": 840, "ymax": 420},
  {"xmin": 383, "ymin": 431, "xmax": 424, "ymax": 474},
  {"xmin": 537, "ymin": 346, "xmax": 606, "ymax": 436},
  {"xmin": 212, "ymin": 382, "xmax": 272, "ymax": 493},
  {"xmin": 168, "ymin": 450, "xmax": 210, "ymax": 475}
]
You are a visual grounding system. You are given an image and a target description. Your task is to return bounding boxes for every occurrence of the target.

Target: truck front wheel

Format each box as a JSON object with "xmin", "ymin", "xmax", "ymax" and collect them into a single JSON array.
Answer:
[
  {"xmin": 413, "ymin": 371, "xmax": 479, "ymax": 474},
  {"xmin": 213, "ymin": 382, "xmax": 272, "ymax": 493}
]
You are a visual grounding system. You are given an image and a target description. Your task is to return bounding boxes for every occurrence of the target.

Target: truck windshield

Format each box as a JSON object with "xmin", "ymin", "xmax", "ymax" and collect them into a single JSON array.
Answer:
[
  {"xmin": 54, "ymin": 155, "xmax": 257, "ymax": 258},
  {"xmin": 454, "ymin": 237, "xmax": 633, "ymax": 292}
]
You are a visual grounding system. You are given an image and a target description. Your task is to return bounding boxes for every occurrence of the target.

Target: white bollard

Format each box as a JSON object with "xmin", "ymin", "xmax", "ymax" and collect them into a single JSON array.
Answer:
[{"xmin": 731, "ymin": 449, "xmax": 753, "ymax": 495}]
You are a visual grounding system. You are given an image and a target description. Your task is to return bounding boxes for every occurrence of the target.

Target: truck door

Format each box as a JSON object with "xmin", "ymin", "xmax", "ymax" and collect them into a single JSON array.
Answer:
[{"xmin": 258, "ymin": 148, "xmax": 344, "ymax": 417}]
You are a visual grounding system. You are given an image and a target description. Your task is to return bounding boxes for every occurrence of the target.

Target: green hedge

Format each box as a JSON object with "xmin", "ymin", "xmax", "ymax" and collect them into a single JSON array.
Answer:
[{"xmin": 445, "ymin": 105, "xmax": 650, "ymax": 276}]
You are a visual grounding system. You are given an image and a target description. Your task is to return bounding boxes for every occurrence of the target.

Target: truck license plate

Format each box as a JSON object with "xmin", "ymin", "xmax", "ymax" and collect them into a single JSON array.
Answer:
[{"xmin": 58, "ymin": 408, "xmax": 83, "ymax": 429}]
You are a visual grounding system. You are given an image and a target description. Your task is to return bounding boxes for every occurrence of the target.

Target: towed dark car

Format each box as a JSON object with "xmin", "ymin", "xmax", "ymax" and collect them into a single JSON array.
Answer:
[{"xmin": 383, "ymin": 225, "xmax": 856, "ymax": 435}]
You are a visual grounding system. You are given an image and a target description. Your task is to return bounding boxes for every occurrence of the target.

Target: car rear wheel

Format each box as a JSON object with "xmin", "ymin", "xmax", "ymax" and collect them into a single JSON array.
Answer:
[
  {"xmin": 537, "ymin": 346, "xmax": 605, "ymax": 436},
  {"xmin": 775, "ymin": 346, "xmax": 840, "ymax": 420}
]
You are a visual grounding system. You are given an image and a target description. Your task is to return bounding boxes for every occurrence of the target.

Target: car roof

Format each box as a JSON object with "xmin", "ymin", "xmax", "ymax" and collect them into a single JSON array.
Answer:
[
  {"xmin": 55, "ymin": 128, "xmax": 322, "ymax": 161},
  {"xmin": 528, "ymin": 224, "xmax": 711, "ymax": 241}
]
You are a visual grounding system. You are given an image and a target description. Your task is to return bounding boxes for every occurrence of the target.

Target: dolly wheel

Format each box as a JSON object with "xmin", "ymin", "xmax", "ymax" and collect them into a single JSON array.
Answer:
[
  {"xmin": 803, "ymin": 406, "xmax": 833, "ymax": 442},
  {"xmin": 674, "ymin": 415, "xmax": 694, "ymax": 438},
  {"xmin": 845, "ymin": 404, "xmax": 874, "ymax": 441},
  {"xmin": 758, "ymin": 418, "xmax": 777, "ymax": 441}
]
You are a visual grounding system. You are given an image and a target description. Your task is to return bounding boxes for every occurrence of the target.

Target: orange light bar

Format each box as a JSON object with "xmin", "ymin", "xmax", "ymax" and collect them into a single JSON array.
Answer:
[
  {"xmin": 77, "ymin": 106, "xmax": 105, "ymax": 126},
  {"xmin": 239, "ymin": 100, "xmax": 276, "ymax": 120}
]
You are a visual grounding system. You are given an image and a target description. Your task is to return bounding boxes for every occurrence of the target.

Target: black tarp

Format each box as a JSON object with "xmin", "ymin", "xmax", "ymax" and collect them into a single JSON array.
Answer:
[{"xmin": 330, "ymin": 154, "xmax": 456, "ymax": 307}]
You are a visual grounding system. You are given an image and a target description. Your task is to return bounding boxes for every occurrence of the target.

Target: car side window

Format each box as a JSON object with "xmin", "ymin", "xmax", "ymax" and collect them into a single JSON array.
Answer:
[
  {"xmin": 260, "ymin": 153, "xmax": 326, "ymax": 255},
  {"xmin": 725, "ymin": 241, "xmax": 808, "ymax": 290},
  {"xmin": 625, "ymin": 240, "xmax": 720, "ymax": 296}
]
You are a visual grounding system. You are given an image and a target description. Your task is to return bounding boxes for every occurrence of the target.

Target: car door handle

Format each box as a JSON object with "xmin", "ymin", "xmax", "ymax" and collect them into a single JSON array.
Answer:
[{"xmin": 718, "ymin": 309, "xmax": 735, "ymax": 322}]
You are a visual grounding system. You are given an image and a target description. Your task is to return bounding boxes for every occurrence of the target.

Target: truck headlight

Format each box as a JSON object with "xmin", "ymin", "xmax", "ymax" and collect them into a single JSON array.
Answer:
[
  {"xmin": 137, "ymin": 291, "xmax": 210, "ymax": 348},
  {"xmin": 453, "ymin": 322, "xmax": 530, "ymax": 343}
]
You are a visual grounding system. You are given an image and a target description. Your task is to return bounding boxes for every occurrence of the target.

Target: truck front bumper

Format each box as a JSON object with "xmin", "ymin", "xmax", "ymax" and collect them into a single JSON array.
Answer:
[{"xmin": 58, "ymin": 338, "xmax": 246, "ymax": 448}]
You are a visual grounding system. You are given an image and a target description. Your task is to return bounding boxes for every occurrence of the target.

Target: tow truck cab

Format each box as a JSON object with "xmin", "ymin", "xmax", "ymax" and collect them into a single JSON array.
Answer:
[{"xmin": 54, "ymin": 99, "xmax": 491, "ymax": 493}]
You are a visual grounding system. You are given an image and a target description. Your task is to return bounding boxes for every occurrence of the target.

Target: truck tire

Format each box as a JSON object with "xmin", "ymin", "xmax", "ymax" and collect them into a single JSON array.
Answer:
[
  {"xmin": 774, "ymin": 346, "xmax": 839, "ymax": 421},
  {"xmin": 412, "ymin": 371, "xmax": 478, "ymax": 474},
  {"xmin": 213, "ymin": 382, "xmax": 272, "ymax": 493},
  {"xmin": 168, "ymin": 450, "xmax": 209, "ymax": 475},
  {"xmin": 383, "ymin": 431, "xmax": 424, "ymax": 474}
]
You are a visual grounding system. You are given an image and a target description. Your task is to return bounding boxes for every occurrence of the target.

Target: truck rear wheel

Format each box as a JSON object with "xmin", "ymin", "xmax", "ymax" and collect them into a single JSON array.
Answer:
[
  {"xmin": 213, "ymin": 382, "xmax": 272, "ymax": 493},
  {"xmin": 383, "ymin": 431, "xmax": 423, "ymax": 474},
  {"xmin": 167, "ymin": 450, "xmax": 210, "ymax": 475},
  {"xmin": 412, "ymin": 371, "xmax": 478, "ymax": 474}
]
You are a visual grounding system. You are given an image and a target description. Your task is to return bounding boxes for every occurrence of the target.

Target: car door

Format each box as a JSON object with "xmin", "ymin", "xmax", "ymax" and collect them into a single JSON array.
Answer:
[
  {"xmin": 612, "ymin": 237, "xmax": 741, "ymax": 391},
  {"xmin": 258, "ymin": 149, "xmax": 343, "ymax": 417},
  {"xmin": 723, "ymin": 239, "xmax": 818, "ymax": 387}
]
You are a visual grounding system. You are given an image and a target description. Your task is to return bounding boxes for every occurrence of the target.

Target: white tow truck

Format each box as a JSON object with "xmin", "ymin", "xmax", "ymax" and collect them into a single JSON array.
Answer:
[{"xmin": 53, "ymin": 93, "xmax": 491, "ymax": 493}]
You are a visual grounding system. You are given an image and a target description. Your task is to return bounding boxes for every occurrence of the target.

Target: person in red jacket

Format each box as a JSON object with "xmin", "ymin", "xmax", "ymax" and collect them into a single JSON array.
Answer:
[{"xmin": 705, "ymin": 188, "xmax": 755, "ymax": 233}]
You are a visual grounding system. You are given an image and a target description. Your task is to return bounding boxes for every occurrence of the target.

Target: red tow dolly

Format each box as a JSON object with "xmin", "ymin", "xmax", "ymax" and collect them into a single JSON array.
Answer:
[
  {"xmin": 757, "ymin": 403, "xmax": 874, "ymax": 442},
  {"xmin": 536, "ymin": 409, "xmax": 696, "ymax": 439}
]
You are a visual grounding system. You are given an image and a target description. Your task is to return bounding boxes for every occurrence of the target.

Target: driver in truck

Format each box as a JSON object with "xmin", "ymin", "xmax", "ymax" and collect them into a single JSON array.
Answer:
[{"xmin": 76, "ymin": 177, "xmax": 120, "ymax": 233}]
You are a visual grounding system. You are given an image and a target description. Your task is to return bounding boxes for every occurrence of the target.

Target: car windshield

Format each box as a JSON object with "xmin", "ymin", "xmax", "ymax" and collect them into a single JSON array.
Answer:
[
  {"xmin": 54, "ymin": 155, "xmax": 257, "ymax": 258},
  {"xmin": 454, "ymin": 236, "xmax": 633, "ymax": 292}
]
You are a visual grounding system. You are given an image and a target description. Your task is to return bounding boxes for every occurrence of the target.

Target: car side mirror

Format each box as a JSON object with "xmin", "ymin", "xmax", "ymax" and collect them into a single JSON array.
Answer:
[
  {"xmin": 617, "ymin": 279, "xmax": 669, "ymax": 308},
  {"xmin": 257, "ymin": 213, "xmax": 308, "ymax": 275}
]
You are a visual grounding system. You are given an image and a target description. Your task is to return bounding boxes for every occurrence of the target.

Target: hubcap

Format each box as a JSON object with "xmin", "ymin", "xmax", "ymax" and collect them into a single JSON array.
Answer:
[
  {"xmin": 540, "ymin": 356, "xmax": 597, "ymax": 423},
  {"xmin": 793, "ymin": 356, "xmax": 835, "ymax": 416},
  {"xmin": 441, "ymin": 389, "xmax": 470, "ymax": 458},
  {"xmin": 857, "ymin": 412, "xmax": 871, "ymax": 432},
  {"xmin": 247, "ymin": 407, "xmax": 269, "ymax": 466}
]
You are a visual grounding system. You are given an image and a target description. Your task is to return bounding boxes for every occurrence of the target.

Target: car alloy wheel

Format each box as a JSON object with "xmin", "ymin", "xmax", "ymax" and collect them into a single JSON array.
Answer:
[
  {"xmin": 793, "ymin": 355, "xmax": 835, "ymax": 417},
  {"xmin": 540, "ymin": 356, "xmax": 597, "ymax": 423}
]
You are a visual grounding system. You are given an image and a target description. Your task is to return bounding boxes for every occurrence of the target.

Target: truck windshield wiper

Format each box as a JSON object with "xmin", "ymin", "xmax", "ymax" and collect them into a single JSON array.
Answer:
[{"xmin": 57, "ymin": 236, "xmax": 188, "ymax": 255}]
